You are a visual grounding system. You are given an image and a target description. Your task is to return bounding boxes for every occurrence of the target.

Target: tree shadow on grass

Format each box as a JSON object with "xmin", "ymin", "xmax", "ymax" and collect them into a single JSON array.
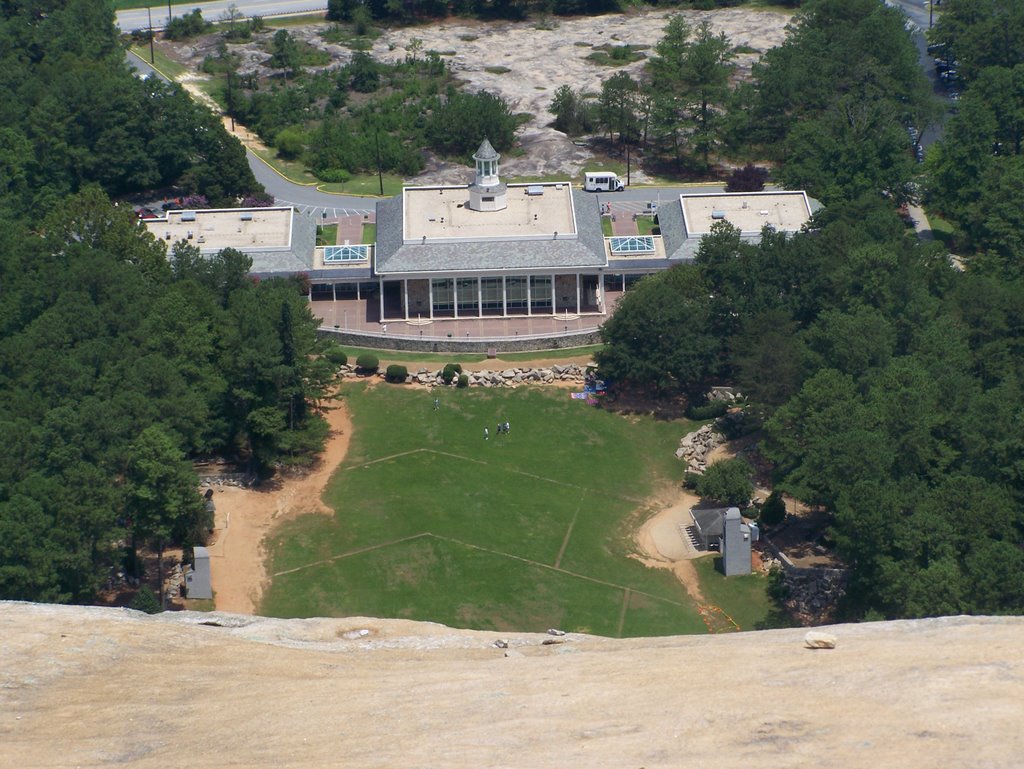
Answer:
[{"xmin": 600, "ymin": 390, "xmax": 688, "ymax": 421}]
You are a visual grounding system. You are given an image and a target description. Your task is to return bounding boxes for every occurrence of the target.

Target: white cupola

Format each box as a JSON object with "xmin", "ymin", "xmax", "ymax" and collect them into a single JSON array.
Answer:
[{"xmin": 467, "ymin": 138, "xmax": 507, "ymax": 212}]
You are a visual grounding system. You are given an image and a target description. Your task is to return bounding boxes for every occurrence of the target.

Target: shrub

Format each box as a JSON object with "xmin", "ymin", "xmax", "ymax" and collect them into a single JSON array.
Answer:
[
  {"xmin": 324, "ymin": 345, "xmax": 348, "ymax": 366},
  {"xmin": 767, "ymin": 566, "xmax": 789, "ymax": 602},
  {"xmin": 695, "ymin": 458, "xmax": 753, "ymax": 507},
  {"xmin": 457, "ymin": 373, "xmax": 469, "ymax": 388},
  {"xmin": 686, "ymin": 400, "xmax": 729, "ymax": 421},
  {"xmin": 131, "ymin": 586, "xmax": 162, "ymax": 614},
  {"xmin": 275, "ymin": 127, "xmax": 305, "ymax": 160},
  {"xmin": 441, "ymin": 363, "xmax": 461, "ymax": 384},
  {"xmin": 179, "ymin": 194, "xmax": 209, "ymax": 209},
  {"xmin": 385, "ymin": 364, "xmax": 408, "ymax": 383},
  {"xmin": 164, "ymin": 9, "xmax": 210, "ymax": 40},
  {"xmin": 725, "ymin": 163, "xmax": 768, "ymax": 193},
  {"xmin": 318, "ymin": 168, "xmax": 351, "ymax": 184},
  {"xmin": 682, "ymin": 471, "xmax": 701, "ymax": 490},
  {"xmin": 759, "ymin": 489, "xmax": 787, "ymax": 527},
  {"xmin": 355, "ymin": 353, "xmax": 379, "ymax": 373}
]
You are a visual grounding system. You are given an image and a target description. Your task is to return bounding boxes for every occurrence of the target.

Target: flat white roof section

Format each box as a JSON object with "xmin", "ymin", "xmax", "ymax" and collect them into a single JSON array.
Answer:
[
  {"xmin": 145, "ymin": 207, "xmax": 294, "ymax": 253},
  {"xmin": 403, "ymin": 183, "xmax": 578, "ymax": 245},
  {"xmin": 680, "ymin": 192, "xmax": 812, "ymax": 237}
]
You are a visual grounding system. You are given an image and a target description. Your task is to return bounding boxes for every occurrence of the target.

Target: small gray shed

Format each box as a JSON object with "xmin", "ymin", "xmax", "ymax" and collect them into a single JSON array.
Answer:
[{"xmin": 185, "ymin": 546, "xmax": 212, "ymax": 599}]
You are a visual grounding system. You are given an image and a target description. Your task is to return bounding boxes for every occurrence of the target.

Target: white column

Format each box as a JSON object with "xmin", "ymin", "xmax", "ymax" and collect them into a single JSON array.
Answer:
[
  {"xmin": 403, "ymin": 279, "xmax": 409, "ymax": 321},
  {"xmin": 575, "ymin": 273, "xmax": 581, "ymax": 314},
  {"xmin": 453, "ymin": 279, "xmax": 459, "ymax": 319},
  {"xmin": 429, "ymin": 278, "xmax": 435, "ymax": 320},
  {"xmin": 477, "ymin": 278, "xmax": 483, "ymax": 317},
  {"xmin": 378, "ymin": 278, "xmax": 384, "ymax": 321},
  {"xmin": 502, "ymin": 276, "xmax": 507, "ymax": 317},
  {"xmin": 332, "ymin": 283, "xmax": 337, "ymax": 301},
  {"xmin": 527, "ymin": 276, "xmax": 532, "ymax": 317}
]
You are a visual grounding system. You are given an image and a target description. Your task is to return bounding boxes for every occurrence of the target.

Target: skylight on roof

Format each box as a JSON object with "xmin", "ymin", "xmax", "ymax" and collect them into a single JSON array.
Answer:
[
  {"xmin": 609, "ymin": 236, "xmax": 656, "ymax": 255},
  {"xmin": 323, "ymin": 245, "xmax": 371, "ymax": 263}
]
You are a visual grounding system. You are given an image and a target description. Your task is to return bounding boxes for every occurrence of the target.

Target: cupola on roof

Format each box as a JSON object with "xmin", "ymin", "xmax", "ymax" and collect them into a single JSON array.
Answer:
[{"xmin": 473, "ymin": 138, "xmax": 499, "ymax": 161}]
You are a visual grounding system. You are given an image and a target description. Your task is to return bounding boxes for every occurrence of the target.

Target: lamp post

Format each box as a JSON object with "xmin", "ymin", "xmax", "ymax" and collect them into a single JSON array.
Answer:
[{"xmin": 147, "ymin": 7, "xmax": 155, "ymax": 64}]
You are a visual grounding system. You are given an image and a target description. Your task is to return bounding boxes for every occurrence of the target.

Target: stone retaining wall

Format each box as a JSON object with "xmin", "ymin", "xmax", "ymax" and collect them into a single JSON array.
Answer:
[
  {"xmin": 339, "ymin": 363, "xmax": 590, "ymax": 387},
  {"xmin": 761, "ymin": 532, "xmax": 848, "ymax": 623}
]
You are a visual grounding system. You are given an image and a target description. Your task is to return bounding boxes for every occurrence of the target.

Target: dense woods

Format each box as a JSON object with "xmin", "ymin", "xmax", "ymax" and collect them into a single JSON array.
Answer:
[
  {"xmin": 599, "ymin": 0, "xmax": 1024, "ymax": 620},
  {"xmin": 0, "ymin": 0, "xmax": 262, "ymax": 214},
  {"xmin": 0, "ymin": 2, "xmax": 331, "ymax": 604},
  {"xmin": 923, "ymin": 0, "xmax": 1024, "ymax": 271}
]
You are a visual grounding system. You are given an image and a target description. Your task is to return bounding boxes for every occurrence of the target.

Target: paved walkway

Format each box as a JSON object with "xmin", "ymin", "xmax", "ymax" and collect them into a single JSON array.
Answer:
[
  {"xmin": 609, "ymin": 204, "xmax": 639, "ymax": 236},
  {"xmin": 313, "ymin": 291, "xmax": 625, "ymax": 341},
  {"xmin": 907, "ymin": 204, "xmax": 934, "ymax": 241},
  {"xmin": 335, "ymin": 214, "xmax": 368, "ymax": 245}
]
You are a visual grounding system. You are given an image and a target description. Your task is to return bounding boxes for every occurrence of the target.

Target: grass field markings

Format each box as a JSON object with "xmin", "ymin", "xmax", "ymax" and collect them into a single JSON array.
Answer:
[
  {"xmin": 346, "ymin": 448, "xmax": 646, "ymax": 505},
  {"xmin": 271, "ymin": 533, "xmax": 432, "ymax": 577},
  {"xmin": 553, "ymin": 493, "xmax": 586, "ymax": 569},
  {"xmin": 616, "ymin": 588, "xmax": 631, "ymax": 638},
  {"xmin": 429, "ymin": 533, "xmax": 691, "ymax": 609},
  {"xmin": 344, "ymin": 448, "xmax": 434, "ymax": 470},
  {"xmin": 697, "ymin": 604, "xmax": 741, "ymax": 634}
]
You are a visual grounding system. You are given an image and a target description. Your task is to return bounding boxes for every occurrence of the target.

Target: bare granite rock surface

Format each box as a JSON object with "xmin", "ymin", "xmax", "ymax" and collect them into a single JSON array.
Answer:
[{"xmin": 2, "ymin": 602, "xmax": 1022, "ymax": 768}]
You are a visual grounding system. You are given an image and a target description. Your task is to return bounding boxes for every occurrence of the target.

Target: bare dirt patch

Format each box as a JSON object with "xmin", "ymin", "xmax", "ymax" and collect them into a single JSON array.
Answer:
[
  {"xmin": 631, "ymin": 488, "xmax": 708, "ymax": 605},
  {"xmin": 205, "ymin": 399, "xmax": 353, "ymax": 614}
]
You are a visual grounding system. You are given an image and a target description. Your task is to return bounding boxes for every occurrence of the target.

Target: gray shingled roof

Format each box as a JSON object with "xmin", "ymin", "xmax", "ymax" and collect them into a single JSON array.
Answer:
[
  {"xmin": 655, "ymin": 199, "xmax": 694, "ymax": 262},
  {"xmin": 692, "ymin": 507, "xmax": 729, "ymax": 539},
  {"xmin": 373, "ymin": 190, "xmax": 607, "ymax": 275},
  {"xmin": 247, "ymin": 210, "xmax": 316, "ymax": 276},
  {"xmin": 474, "ymin": 138, "xmax": 499, "ymax": 161}
]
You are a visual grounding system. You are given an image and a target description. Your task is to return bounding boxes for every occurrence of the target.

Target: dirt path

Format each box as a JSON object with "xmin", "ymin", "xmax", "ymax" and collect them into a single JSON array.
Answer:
[
  {"xmin": 206, "ymin": 400, "xmax": 352, "ymax": 614},
  {"xmin": 631, "ymin": 488, "xmax": 708, "ymax": 605},
  {"xmin": 630, "ymin": 436, "xmax": 755, "ymax": 606}
]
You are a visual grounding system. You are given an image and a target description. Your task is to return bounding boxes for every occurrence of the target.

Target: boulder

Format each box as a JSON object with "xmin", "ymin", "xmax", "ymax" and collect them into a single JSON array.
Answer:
[{"xmin": 804, "ymin": 631, "xmax": 837, "ymax": 650}]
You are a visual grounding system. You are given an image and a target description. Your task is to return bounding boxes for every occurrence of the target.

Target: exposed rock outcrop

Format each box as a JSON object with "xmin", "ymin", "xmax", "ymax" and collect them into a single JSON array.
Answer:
[
  {"xmin": 674, "ymin": 423, "xmax": 725, "ymax": 473},
  {"xmin": 3, "ymin": 602, "xmax": 1023, "ymax": 768}
]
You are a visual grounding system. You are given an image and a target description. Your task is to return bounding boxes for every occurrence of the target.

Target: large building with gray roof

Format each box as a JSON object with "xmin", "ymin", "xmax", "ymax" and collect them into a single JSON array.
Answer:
[{"xmin": 146, "ymin": 142, "xmax": 817, "ymax": 332}]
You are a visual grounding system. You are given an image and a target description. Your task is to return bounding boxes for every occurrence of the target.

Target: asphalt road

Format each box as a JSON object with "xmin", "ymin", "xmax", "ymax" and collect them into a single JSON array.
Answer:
[
  {"xmin": 886, "ymin": 0, "xmax": 953, "ymax": 148},
  {"xmin": 117, "ymin": 0, "xmax": 327, "ymax": 32}
]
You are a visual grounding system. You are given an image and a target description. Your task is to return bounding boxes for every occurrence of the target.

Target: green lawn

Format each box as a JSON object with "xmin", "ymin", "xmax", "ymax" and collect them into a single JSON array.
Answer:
[
  {"xmin": 692, "ymin": 555, "xmax": 775, "ymax": 631},
  {"xmin": 328, "ymin": 344, "xmax": 604, "ymax": 365},
  {"xmin": 361, "ymin": 223, "xmax": 376, "ymax": 244},
  {"xmin": 262, "ymin": 385, "xmax": 746, "ymax": 635},
  {"xmin": 128, "ymin": 45, "xmax": 187, "ymax": 80},
  {"xmin": 317, "ymin": 224, "xmax": 338, "ymax": 246},
  {"xmin": 925, "ymin": 210, "xmax": 960, "ymax": 251},
  {"xmin": 317, "ymin": 174, "xmax": 405, "ymax": 197}
]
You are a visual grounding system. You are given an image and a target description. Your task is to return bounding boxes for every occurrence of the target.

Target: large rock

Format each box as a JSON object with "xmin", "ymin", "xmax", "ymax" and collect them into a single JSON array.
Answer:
[{"xmin": 3, "ymin": 603, "xmax": 1023, "ymax": 768}]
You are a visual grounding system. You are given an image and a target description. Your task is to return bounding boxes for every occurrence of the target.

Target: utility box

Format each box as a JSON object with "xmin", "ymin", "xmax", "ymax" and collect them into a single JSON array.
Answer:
[
  {"xmin": 721, "ymin": 507, "xmax": 752, "ymax": 576},
  {"xmin": 185, "ymin": 546, "xmax": 212, "ymax": 599}
]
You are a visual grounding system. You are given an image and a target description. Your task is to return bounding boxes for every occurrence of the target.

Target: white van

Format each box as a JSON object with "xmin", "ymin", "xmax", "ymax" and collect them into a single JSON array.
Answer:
[{"xmin": 583, "ymin": 172, "xmax": 625, "ymax": 192}]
